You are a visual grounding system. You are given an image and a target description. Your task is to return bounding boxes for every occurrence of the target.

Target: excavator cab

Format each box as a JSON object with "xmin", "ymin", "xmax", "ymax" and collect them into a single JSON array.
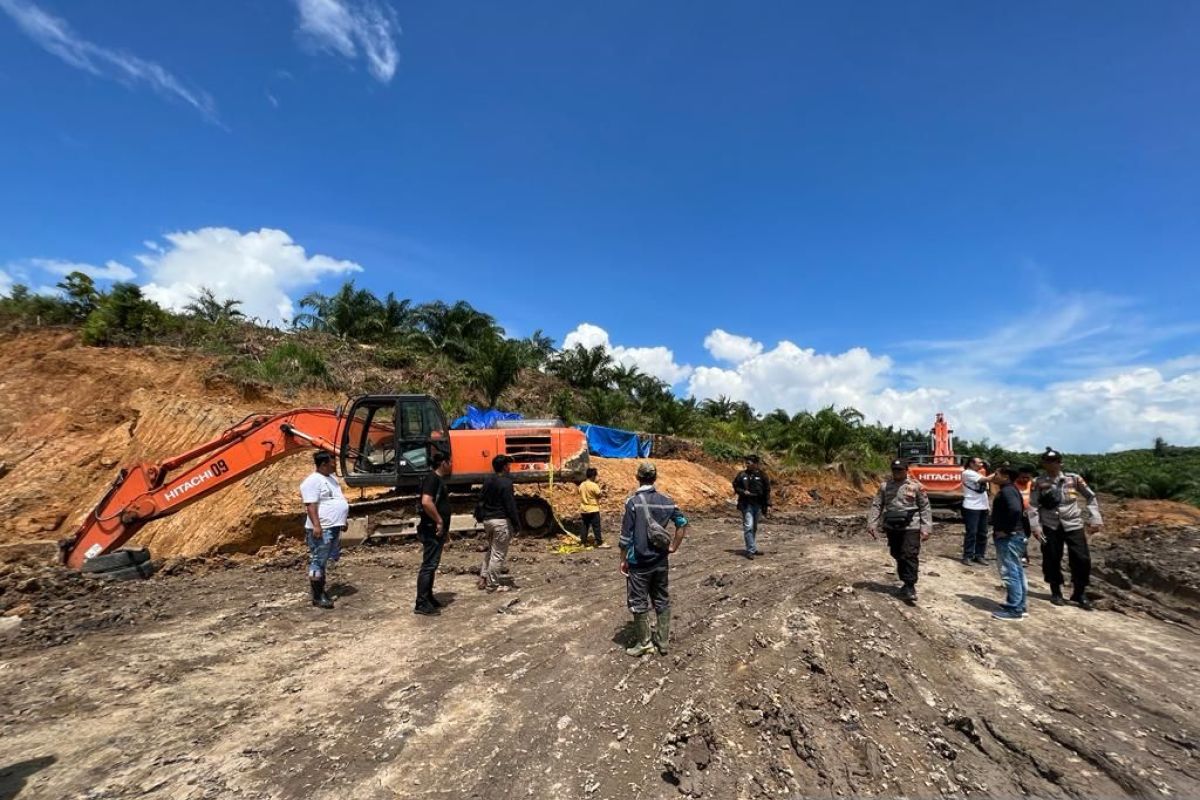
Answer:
[{"xmin": 339, "ymin": 394, "xmax": 450, "ymax": 488}]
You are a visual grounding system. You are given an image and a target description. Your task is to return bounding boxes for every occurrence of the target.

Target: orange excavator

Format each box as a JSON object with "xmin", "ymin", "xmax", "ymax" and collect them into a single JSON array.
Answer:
[
  {"xmin": 62, "ymin": 394, "xmax": 588, "ymax": 570},
  {"xmin": 898, "ymin": 412, "xmax": 967, "ymax": 507}
]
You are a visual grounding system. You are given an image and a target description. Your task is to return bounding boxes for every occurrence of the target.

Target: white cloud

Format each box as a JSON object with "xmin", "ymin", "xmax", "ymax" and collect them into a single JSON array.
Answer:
[
  {"xmin": 137, "ymin": 227, "xmax": 362, "ymax": 325},
  {"xmin": 685, "ymin": 333, "xmax": 1200, "ymax": 453},
  {"xmin": 30, "ymin": 258, "xmax": 136, "ymax": 282},
  {"xmin": 0, "ymin": 0, "xmax": 217, "ymax": 120},
  {"xmin": 294, "ymin": 0, "xmax": 400, "ymax": 83},
  {"xmin": 704, "ymin": 329, "xmax": 764, "ymax": 364},
  {"xmin": 562, "ymin": 323, "xmax": 693, "ymax": 386},
  {"xmin": 689, "ymin": 341, "xmax": 893, "ymax": 413}
]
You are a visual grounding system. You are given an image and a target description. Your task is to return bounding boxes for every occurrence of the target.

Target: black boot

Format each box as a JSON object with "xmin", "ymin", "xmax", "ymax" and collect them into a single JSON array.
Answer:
[
  {"xmin": 900, "ymin": 582, "xmax": 917, "ymax": 602},
  {"xmin": 1070, "ymin": 590, "xmax": 1094, "ymax": 611},
  {"xmin": 1050, "ymin": 584, "xmax": 1066, "ymax": 606},
  {"xmin": 311, "ymin": 577, "xmax": 334, "ymax": 609}
]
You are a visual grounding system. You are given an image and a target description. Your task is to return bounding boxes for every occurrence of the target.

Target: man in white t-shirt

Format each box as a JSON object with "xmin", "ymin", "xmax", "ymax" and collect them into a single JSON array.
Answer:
[
  {"xmin": 960, "ymin": 457, "xmax": 992, "ymax": 566},
  {"xmin": 301, "ymin": 451, "xmax": 350, "ymax": 609}
]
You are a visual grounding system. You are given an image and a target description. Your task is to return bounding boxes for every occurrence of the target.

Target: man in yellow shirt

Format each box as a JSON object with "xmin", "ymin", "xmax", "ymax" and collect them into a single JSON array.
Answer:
[{"xmin": 579, "ymin": 467, "xmax": 608, "ymax": 548}]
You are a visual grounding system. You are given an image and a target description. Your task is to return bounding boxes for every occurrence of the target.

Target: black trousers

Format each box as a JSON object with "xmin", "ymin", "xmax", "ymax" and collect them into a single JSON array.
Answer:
[
  {"xmin": 580, "ymin": 512, "xmax": 602, "ymax": 544},
  {"xmin": 886, "ymin": 527, "xmax": 922, "ymax": 585},
  {"xmin": 962, "ymin": 508, "xmax": 989, "ymax": 559},
  {"xmin": 626, "ymin": 563, "xmax": 669, "ymax": 613},
  {"xmin": 1041, "ymin": 525, "xmax": 1090, "ymax": 594},
  {"xmin": 415, "ymin": 527, "xmax": 444, "ymax": 609}
]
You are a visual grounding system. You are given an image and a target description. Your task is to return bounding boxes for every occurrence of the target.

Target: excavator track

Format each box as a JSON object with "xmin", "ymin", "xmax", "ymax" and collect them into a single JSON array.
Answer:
[{"xmin": 348, "ymin": 492, "xmax": 559, "ymax": 538}]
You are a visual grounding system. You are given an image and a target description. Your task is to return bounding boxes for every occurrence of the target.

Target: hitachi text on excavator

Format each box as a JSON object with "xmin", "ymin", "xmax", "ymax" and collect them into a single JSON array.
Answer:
[{"xmin": 62, "ymin": 394, "xmax": 588, "ymax": 570}]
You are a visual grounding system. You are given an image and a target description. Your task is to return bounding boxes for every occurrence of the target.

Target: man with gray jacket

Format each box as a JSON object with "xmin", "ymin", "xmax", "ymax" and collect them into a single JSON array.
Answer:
[
  {"xmin": 619, "ymin": 462, "xmax": 690, "ymax": 657},
  {"xmin": 1028, "ymin": 448, "xmax": 1102, "ymax": 609}
]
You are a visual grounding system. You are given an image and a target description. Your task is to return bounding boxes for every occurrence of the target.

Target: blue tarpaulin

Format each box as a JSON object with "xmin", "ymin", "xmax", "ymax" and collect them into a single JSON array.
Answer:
[
  {"xmin": 451, "ymin": 405, "xmax": 524, "ymax": 430},
  {"xmin": 576, "ymin": 424, "xmax": 652, "ymax": 459}
]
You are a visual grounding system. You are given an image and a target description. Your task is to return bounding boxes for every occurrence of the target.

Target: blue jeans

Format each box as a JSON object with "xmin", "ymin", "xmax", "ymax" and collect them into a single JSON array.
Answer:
[
  {"xmin": 306, "ymin": 526, "xmax": 344, "ymax": 579},
  {"xmin": 995, "ymin": 533, "xmax": 1027, "ymax": 613},
  {"xmin": 742, "ymin": 505, "xmax": 762, "ymax": 554},
  {"xmin": 962, "ymin": 508, "xmax": 989, "ymax": 559}
]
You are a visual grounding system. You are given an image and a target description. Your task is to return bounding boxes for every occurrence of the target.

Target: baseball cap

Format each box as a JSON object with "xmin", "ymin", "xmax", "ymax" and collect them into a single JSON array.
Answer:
[{"xmin": 636, "ymin": 462, "xmax": 657, "ymax": 481}]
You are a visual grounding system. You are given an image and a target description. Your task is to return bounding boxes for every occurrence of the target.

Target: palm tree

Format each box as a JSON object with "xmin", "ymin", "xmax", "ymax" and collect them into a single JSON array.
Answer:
[
  {"xmin": 515, "ymin": 329, "xmax": 556, "ymax": 369},
  {"xmin": 293, "ymin": 281, "xmax": 385, "ymax": 340},
  {"xmin": 650, "ymin": 397, "xmax": 698, "ymax": 435},
  {"xmin": 789, "ymin": 406, "xmax": 867, "ymax": 465},
  {"xmin": 583, "ymin": 388, "xmax": 626, "ymax": 427},
  {"xmin": 467, "ymin": 337, "xmax": 525, "ymax": 408},
  {"xmin": 550, "ymin": 344, "xmax": 615, "ymax": 390},
  {"xmin": 701, "ymin": 396, "xmax": 737, "ymax": 422},
  {"xmin": 413, "ymin": 300, "xmax": 502, "ymax": 360},
  {"xmin": 611, "ymin": 363, "xmax": 644, "ymax": 395},
  {"xmin": 185, "ymin": 287, "xmax": 245, "ymax": 325},
  {"xmin": 381, "ymin": 292, "xmax": 416, "ymax": 339}
]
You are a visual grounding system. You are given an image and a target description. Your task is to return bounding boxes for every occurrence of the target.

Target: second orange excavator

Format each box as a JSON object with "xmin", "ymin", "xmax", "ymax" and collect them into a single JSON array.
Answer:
[
  {"xmin": 898, "ymin": 412, "xmax": 968, "ymax": 507},
  {"xmin": 62, "ymin": 394, "xmax": 588, "ymax": 569}
]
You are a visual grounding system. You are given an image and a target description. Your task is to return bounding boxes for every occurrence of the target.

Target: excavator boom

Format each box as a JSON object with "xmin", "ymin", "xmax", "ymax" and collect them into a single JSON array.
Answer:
[{"xmin": 63, "ymin": 409, "xmax": 343, "ymax": 569}]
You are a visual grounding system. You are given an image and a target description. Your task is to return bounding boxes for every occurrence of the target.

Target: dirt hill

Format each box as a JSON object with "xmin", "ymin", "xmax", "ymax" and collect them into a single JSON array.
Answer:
[{"xmin": 0, "ymin": 331, "xmax": 342, "ymax": 557}]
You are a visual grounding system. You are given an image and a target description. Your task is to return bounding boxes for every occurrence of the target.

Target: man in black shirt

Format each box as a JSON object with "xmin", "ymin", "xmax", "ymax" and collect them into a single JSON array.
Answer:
[
  {"xmin": 415, "ymin": 451, "xmax": 452, "ymax": 616},
  {"xmin": 990, "ymin": 467, "xmax": 1028, "ymax": 621},
  {"xmin": 478, "ymin": 454, "xmax": 521, "ymax": 592},
  {"xmin": 732, "ymin": 455, "xmax": 771, "ymax": 559}
]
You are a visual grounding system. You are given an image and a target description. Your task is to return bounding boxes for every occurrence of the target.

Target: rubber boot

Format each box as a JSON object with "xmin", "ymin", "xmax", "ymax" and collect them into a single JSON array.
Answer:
[
  {"xmin": 653, "ymin": 608, "xmax": 671, "ymax": 655},
  {"xmin": 311, "ymin": 577, "xmax": 334, "ymax": 609},
  {"xmin": 624, "ymin": 612, "xmax": 654, "ymax": 657}
]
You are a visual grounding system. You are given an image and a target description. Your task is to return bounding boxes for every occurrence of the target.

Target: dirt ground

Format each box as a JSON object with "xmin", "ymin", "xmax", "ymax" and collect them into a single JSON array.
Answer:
[{"xmin": 3, "ymin": 512, "xmax": 1200, "ymax": 800}]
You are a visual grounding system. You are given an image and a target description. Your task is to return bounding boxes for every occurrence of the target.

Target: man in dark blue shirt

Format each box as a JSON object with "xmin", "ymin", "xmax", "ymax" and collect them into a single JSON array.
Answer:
[{"xmin": 619, "ymin": 462, "xmax": 690, "ymax": 657}]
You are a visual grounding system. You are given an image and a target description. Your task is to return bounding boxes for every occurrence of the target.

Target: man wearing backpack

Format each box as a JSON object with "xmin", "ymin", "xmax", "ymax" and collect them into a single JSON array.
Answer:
[
  {"xmin": 1028, "ymin": 448, "xmax": 1102, "ymax": 609},
  {"xmin": 619, "ymin": 462, "xmax": 690, "ymax": 657},
  {"xmin": 867, "ymin": 459, "xmax": 933, "ymax": 602}
]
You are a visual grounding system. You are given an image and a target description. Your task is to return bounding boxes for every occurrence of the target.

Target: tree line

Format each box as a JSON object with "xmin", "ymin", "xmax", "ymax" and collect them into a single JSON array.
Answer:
[{"xmin": 2, "ymin": 275, "xmax": 1195, "ymax": 503}]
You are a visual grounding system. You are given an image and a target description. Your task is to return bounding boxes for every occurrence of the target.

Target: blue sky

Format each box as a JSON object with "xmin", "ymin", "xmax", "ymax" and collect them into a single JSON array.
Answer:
[{"xmin": 1, "ymin": 0, "xmax": 1198, "ymax": 451}]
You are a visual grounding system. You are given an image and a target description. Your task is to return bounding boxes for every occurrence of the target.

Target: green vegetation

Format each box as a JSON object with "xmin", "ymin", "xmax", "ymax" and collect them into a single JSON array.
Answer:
[{"xmin": 2, "ymin": 276, "xmax": 1196, "ymax": 506}]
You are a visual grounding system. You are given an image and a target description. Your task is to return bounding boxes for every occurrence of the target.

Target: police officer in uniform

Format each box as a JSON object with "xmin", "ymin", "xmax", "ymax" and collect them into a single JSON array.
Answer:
[
  {"xmin": 1028, "ymin": 448, "xmax": 1102, "ymax": 609},
  {"xmin": 868, "ymin": 459, "xmax": 933, "ymax": 602}
]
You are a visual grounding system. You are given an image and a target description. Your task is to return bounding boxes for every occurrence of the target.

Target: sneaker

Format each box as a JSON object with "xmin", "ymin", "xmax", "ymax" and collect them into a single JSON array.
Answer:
[
  {"xmin": 745, "ymin": 551, "xmax": 755, "ymax": 560},
  {"xmin": 961, "ymin": 558, "xmax": 972, "ymax": 566},
  {"xmin": 992, "ymin": 609, "xmax": 1024, "ymax": 621},
  {"xmin": 972, "ymin": 557, "xmax": 989, "ymax": 566},
  {"xmin": 1050, "ymin": 594, "xmax": 1067, "ymax": 607},
  {"xmin": 598, "ymin": 543, "xmax": 612, "ymax": 549},
  {"xmin": 413, "ymin": 605, "xmax": 441, "ymax": 616},
  {"xmin": 899, "ymin": 584, "xmax": 917, "ymax": 602}
]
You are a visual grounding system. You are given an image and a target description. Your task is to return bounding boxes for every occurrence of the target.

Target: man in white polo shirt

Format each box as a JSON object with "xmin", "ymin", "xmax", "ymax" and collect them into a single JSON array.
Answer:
[
  {"xmin": 960, "ymin": 456, "xmax": 992, "ymax": 566},
  {"xmin": 301, "ymin": 450, "xmax": 350, "ymax": 610}
]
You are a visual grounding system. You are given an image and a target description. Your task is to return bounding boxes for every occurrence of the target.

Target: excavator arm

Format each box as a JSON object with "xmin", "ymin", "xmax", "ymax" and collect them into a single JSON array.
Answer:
[{"xmin": 62, "ymin": 409, "xmax": 345, "ymax": 569}]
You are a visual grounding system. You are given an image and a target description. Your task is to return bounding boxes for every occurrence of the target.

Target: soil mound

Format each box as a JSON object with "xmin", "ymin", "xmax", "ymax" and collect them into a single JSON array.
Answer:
[{"xmin": 0, "ymin": 331, "xmax": 337, "ymax": 558}]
